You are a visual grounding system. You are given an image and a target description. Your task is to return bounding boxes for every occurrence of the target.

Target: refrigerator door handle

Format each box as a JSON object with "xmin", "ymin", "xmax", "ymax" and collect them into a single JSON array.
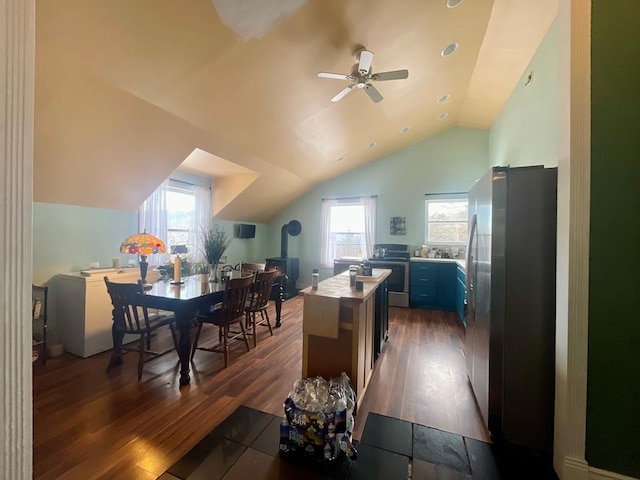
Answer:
[{"xmin": 466, "ymin": 213, "xmax": 478, "ymax": 313}]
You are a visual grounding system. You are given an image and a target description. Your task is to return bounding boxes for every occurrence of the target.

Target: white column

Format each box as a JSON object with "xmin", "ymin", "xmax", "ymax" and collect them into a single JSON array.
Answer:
[
  {"xmin": 555, "ymin": 1, "xmax": 591, "ymax": 479},
  {"xmin": 0, "ymin": 0, "xmax": 35, "ymax": 478}
]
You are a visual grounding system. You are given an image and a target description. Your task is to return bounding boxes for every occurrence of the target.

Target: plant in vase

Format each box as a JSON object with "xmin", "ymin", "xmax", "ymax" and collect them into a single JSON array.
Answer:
[{"xmin": 203, "ymin": 224, "xmax": 232, "ymax": 282}]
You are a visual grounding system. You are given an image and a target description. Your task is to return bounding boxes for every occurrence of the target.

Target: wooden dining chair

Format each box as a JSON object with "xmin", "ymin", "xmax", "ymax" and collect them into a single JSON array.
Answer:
[
  {"xmin": 244, "ymin": 269, "xmax": 278, "ymax": 348},
  {"xmin": 104, "ymin": 276, "xmax": 178, "ymax": 380},
  {"xmin": 191, "ymin": 275, "xmax": 254, "ymax": 367}
]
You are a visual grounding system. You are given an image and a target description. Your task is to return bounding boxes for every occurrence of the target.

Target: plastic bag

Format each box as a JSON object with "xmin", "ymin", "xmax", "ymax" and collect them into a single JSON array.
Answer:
[{"xmin": 279, "ymin": 372, "xmax": 356, "ymax": 461}]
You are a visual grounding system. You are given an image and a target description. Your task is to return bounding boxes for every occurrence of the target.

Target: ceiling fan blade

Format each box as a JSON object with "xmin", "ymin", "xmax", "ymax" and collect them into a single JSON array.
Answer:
[
  {"xmin": 364, "ymin": 84, "xmax": 383, "ymax": 103},
  {"xmin": 331, "ymin": 84, "xmax": 355, "ymax": 102},
  {"xmin": 318, "ymin": 72, "xmax": 352, "ymax": 81},
  {"xmin": 371, "ymin": 69, "xmax": 409, "ymax": 81},
  {"xmin": 358, "ymin": 49, "xmax": 374, "ymax": 74}
]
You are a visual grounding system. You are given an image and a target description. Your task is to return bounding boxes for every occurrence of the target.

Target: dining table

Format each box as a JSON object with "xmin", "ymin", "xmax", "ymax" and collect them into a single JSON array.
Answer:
[{"xmin": 133, "ymin": 273, "xmax": 285, "ymax": 386}]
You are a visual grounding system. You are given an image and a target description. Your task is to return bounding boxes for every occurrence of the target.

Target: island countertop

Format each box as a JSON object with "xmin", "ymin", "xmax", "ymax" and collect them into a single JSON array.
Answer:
[{"xmin": 300, "ymin": 268, "xmax": 391, "ymax": 302}]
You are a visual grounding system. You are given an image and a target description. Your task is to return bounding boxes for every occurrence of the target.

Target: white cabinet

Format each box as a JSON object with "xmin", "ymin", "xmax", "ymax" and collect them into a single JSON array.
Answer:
[{"xmin": 57, "ymin": 268, "xmax": 159, "ymax": 357}]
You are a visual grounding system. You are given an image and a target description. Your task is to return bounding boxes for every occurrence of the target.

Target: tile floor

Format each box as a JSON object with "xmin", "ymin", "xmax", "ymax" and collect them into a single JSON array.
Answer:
[{"xmin": 158, "ymin": 405, "xmax": 558, "ymax": 480}]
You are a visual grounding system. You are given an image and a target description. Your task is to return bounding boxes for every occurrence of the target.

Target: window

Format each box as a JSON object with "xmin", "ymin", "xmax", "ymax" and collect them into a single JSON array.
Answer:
[
  {"xmin": 166, "ymin": 185, "xmax": 195, "ymax": 247},
  {"xmin": 139, "ymin": 178, "xmax": 211, "ymax": 265},
  {"xmin": 425, "ymin": 195, "xmax": 468, "ymax": 244},
  {"xmin": 331, "ymin": 204, "xmax": 365, "ymax": 258},
  {"xmin": 320, "ymin": 197, "xmax": 376, "ymax": 266}
]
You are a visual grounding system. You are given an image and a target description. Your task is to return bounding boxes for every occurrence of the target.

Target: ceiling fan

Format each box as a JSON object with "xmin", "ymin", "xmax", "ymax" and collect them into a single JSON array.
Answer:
[{"xmin": 318, "ymin": 48, "xmax": 409, "ymax": 103}]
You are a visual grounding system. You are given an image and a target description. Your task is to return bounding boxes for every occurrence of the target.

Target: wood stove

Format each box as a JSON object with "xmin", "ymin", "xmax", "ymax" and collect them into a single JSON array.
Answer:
[
  {"xmin": 266, "ymin": 219, "xmax": 302, "ymax": 300},
  {"xmin": 265, "ymin": 257, "xmax": 299, "ymax": 300}
]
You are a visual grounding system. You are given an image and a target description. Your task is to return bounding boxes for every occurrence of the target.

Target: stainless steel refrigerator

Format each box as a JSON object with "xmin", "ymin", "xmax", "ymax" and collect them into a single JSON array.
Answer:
[{"xmin": 465, "ymin": 165, "xmax": 557, "ymax": 453}]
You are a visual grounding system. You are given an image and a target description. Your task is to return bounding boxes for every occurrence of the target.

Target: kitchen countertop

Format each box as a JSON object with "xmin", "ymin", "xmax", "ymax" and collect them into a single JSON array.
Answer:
[
  {"xmin": 300, "ymin": 268, "xmax": 391, "ymax": 300},
  {"xmin": 410, "ymin": 257, "xmax": 466, "ymax": 271}
]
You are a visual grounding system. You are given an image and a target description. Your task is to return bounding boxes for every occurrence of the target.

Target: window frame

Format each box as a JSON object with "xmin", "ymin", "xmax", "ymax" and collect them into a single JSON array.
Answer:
[
  {"xmin": 424, "ymin": 194, "xmax": 469, "ymax": 245},
  {"xmin": 320, "ymin": 196, "xmax": 376, "ymax": 267},
  {"xmin": 139, "ymin": 177, "xmax": 212, "ymax": 266}
]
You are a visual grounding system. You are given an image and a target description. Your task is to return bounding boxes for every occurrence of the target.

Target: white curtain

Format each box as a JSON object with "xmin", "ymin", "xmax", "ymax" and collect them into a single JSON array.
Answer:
[
  {"xmin": 361, "ymin": 196, "xmax": 377, "ymax": 259},
  {"xmin": 139, "ymin": 179, "xmax": 170, "ymax": 266},
  {"xmin": 188, "ymin": 184, "xmax": 212, "ymax": 263},
  {"xmin": 320, "ymin": 198, "xmax": 338, "ymax": 267}
]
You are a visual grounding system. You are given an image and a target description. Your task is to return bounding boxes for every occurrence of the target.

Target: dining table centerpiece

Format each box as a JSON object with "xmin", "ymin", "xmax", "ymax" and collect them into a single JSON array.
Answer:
[{"xmin": 203, "ymin": 224, "xmax": 232, "ymax": 282}]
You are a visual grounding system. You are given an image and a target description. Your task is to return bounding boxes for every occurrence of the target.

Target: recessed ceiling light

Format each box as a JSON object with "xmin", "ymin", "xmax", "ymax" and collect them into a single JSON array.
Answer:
[
  {"xmin": 367, "ymin": 142, "xmax": 377, "ymax": 148},
  {"xmin": 401, "ymin": 126, "xmax": 411, "ymax": 134},
  {"xmin": 437, "ymin": 112, "xmax": 449, "ymax": 121},
  {"xmin": 447, "ymin": 0, "xmax": 464, "ymax": 8},
  {"xmin": 441, "ymin": 42, "xmax": 459, "ymax": 57},
  {"xmin": 336, "ymin": 155, "xmax": 345, "ymax": 162},
  {"xmin": 437, "ymin": 94, "xmax": 450, "ymax": 103}
]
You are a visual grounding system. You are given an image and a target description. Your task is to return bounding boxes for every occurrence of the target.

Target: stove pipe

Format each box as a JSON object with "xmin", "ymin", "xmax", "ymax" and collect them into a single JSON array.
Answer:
[
  {"xmin": 280, "ymin": 220, "xmax": 302, "ymax": 258},
  {"xmin": 280, "ymin": 223, "xmax": 289, "ymax": 258}
]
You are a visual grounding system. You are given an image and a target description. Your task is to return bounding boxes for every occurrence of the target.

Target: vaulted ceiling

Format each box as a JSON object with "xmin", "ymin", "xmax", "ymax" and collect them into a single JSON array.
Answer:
[{"xmin": 34, "ymin": 0, "xmax": 557, "ymax": 223}]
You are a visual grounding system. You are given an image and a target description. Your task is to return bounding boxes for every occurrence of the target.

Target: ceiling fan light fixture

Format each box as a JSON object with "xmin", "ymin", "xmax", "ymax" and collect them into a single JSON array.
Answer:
[
  {"xmin": 318, "ymin": 48, "xmax": 409, "ymax": 103},
  {"xmin": 437, "ymin": 93, "xmax": 451, "ymax": 103},
  {"xmin": 437, "ymin": 112, "xmax": 449, "ymax": 121},
  {"xmin": 446, "ymin": 0, "xmax": 464, "ymax": 8},
  {"xmin": 441, "ymin": 42, "xmax": 459, "ymax": 57}
]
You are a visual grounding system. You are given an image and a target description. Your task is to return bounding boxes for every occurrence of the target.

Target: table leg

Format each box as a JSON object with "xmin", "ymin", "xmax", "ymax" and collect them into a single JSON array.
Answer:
[
  {"xmin": 274, "ymin": 283, "xmax": 283, "ymax": 328},
  {"xmin": 108, "ymin": 322, "xmax": 124, "ymax": 369},
  {"xmin": 175, "ymin": 309, "xmax": 195, "ymax": 386}
]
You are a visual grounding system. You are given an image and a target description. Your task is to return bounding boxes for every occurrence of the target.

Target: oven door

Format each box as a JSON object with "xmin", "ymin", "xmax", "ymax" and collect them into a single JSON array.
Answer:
[{"xmin": 368, "ymin": 261, "xmax": 409, "ymax": 307}]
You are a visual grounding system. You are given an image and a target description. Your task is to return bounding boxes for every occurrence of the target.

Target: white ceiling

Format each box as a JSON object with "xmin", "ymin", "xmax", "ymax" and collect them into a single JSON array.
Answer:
[{"xmin": 34, "ymin": 0, "xmax": 558, "ymax": 222}]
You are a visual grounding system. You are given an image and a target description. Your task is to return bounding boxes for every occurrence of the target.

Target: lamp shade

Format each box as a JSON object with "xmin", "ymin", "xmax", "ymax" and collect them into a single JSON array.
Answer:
[{"xmin": 120, "ymin": 232, "xmax": 166, "ymax": 256}]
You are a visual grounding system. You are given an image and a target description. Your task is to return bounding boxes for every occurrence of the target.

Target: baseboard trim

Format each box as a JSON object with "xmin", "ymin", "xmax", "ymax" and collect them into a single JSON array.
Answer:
[
  {"xmin": 590, "ymin": 467, "xmax": 640, "ymax": 480},
  {"xmin": 564, "ymin": 456, "xmax": 589, "ymax": 480},
  {"xmin": 562, "ymin": 457, "xmax": 639, "ymax": 480}
]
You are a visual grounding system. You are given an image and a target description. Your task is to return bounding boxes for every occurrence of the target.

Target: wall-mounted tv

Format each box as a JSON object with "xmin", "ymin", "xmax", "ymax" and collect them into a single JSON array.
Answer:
[{"xmin": 237, "ymin": 223, "xmax": 256, "ymax": 239}]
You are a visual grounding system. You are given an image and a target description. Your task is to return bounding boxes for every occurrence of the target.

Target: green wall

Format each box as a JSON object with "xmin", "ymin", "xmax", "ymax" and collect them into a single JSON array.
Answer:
[
  {"xmin": 33, "ymin": 203, "xmax": 138, "ymax": 286},
  {"xmin": 32, "ymin": 202, "xmax": 138, "ymax": 332},
  {"xmin": 208, "ymin": 219, "xmax": 271, "ymax": 268},
  {"xmin": 267, "ymin": 127, "xmax": 489, "ymax": 285},
  {"xmin": 489, "ymin": 21, "xmax": 559, "ymax": 168},
  {"xmin": 587, "ymin": 1, "xmax": 640, "ymax": 477}
]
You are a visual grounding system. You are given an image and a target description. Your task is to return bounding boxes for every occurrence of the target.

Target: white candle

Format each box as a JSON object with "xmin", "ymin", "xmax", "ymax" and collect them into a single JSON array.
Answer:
[{"xmin": 174, "ymin": 256, "xmax": 181, "ymax": 282}]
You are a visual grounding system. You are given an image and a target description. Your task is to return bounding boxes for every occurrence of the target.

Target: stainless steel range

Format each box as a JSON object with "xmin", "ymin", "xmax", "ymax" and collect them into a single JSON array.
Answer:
[{"xmin": 368, "ymin": 243, "xmax": 409, "ymax": 307}]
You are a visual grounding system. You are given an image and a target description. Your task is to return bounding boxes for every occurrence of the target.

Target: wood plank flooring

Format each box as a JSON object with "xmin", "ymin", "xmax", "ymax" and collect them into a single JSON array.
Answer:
[{"xmin": 33, "ymin": 297, "xmax": 489, "ymax": 479}]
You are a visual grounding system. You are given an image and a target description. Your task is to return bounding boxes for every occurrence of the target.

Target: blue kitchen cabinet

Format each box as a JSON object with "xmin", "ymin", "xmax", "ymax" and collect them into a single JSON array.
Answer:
[
  {"xmin": 410, "ymin": 262, "xmax": 438, "ymax": 307},
  {"xmin": 410, "ymin": 261, "xmax": 457, "ymax": 310},
  {"xmin": 439, "ymin": 263, "xmax": 457, "ymax": 308},
  {"xmin": 456, "ymin": 266, "xmax": 466, "ymax": 326}
]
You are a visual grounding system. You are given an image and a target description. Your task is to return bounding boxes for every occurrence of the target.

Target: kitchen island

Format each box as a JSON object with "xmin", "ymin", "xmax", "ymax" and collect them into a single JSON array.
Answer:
[{"xmin": 301, "ymin": 268, "xmax": 391, "ymax": 406}]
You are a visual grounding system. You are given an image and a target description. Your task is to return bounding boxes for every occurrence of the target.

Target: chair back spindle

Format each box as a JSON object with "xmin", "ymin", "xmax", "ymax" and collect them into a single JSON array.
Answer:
[
  {"xmin": 220, "ymin": 275, "xmax": 255, "ymax": 323},
  {"xmin": 191, "ymin": 274, "xmax": 254, "ymax": 367},
  {"xmin": 248, "ymin": 270, "xmax": 278, "ymax": 312}
]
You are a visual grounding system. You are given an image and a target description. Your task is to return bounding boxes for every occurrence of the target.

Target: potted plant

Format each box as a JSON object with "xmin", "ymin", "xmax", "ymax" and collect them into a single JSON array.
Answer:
[{"xmin": 203, "ymin": 224, "xmax": 232, "ymax": 282}]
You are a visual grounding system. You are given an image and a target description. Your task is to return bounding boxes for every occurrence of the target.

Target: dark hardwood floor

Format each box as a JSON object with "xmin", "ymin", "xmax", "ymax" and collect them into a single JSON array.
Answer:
[{"xmin": 33, "ymin": 297, "xmax": 488, "ymax": 479}]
